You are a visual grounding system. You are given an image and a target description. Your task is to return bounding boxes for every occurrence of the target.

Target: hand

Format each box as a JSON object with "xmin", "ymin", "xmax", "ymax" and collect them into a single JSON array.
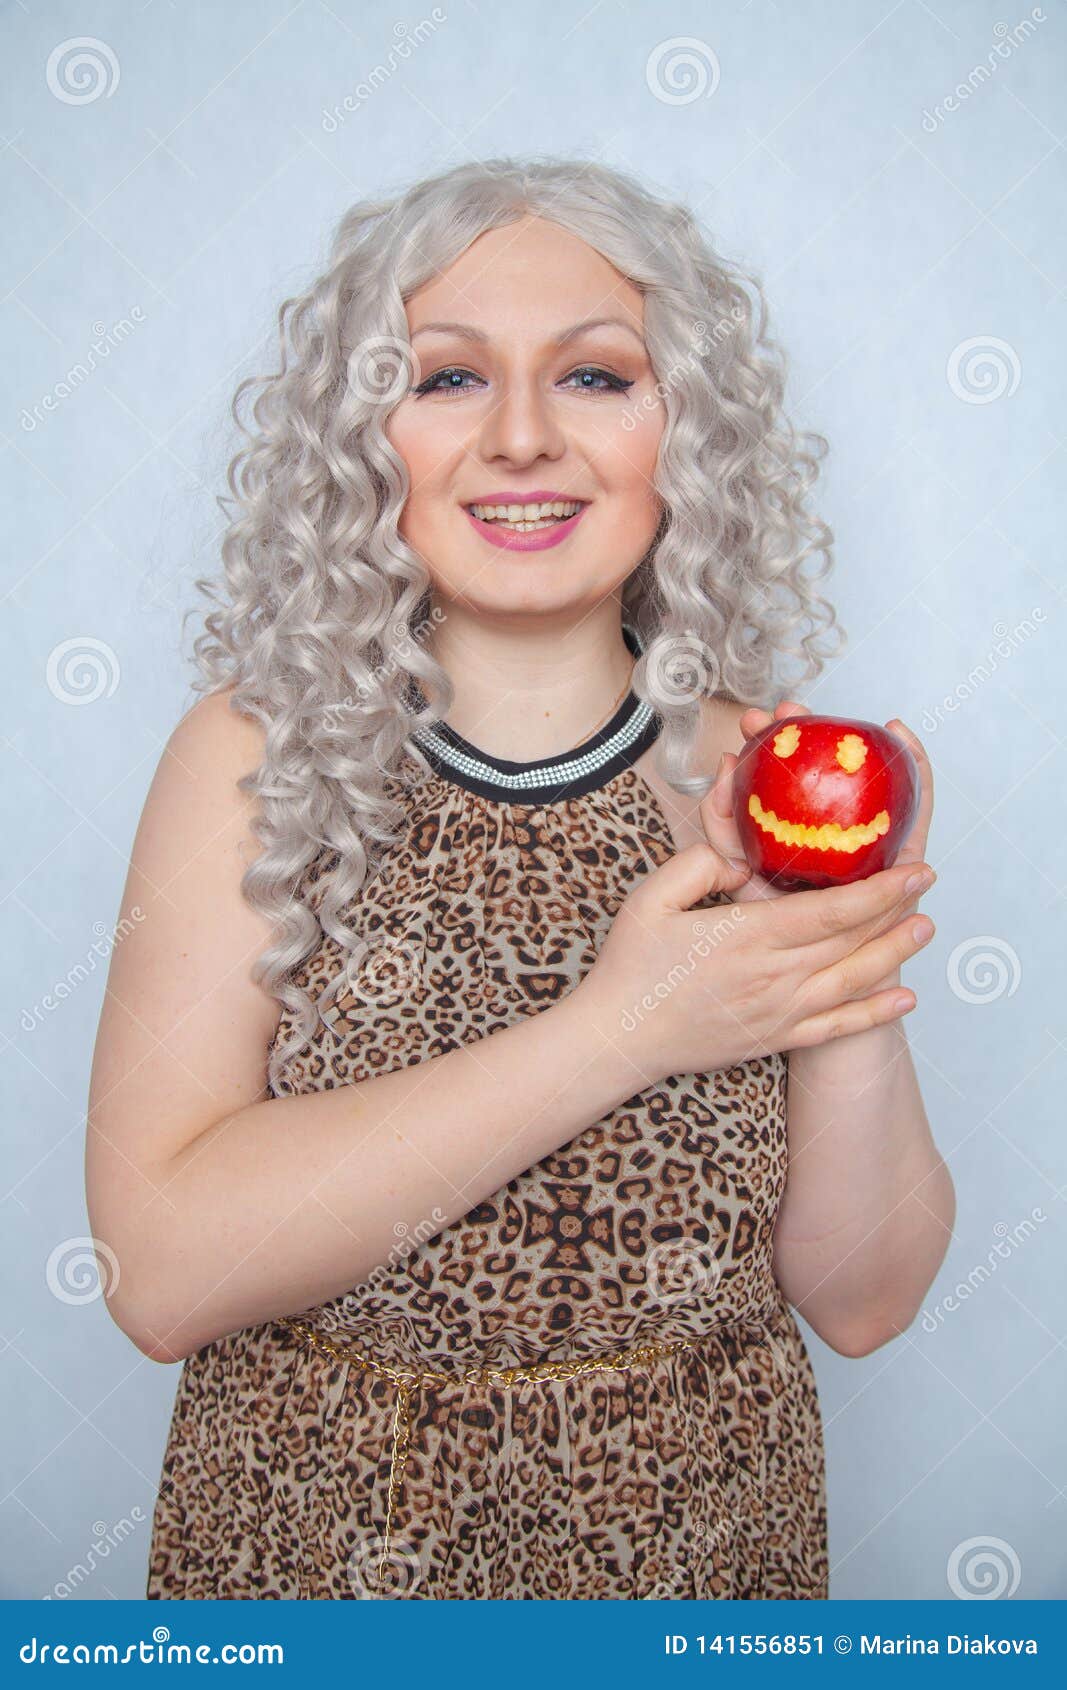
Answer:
[
  {"xmin": 702, "ymin": 703, "xmax": 936, "ymax": 999},
  {"xmin": 699, "ymin": 698, "xmax": 811, "ymax": 905},
  {"xmin": 574, "ymin": 840, "xmax": 939, "ymax": 1081}
]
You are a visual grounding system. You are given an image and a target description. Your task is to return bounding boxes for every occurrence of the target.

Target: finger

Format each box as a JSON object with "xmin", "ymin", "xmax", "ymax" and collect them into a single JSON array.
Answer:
[
  {"xmin": 796, "ymin": 913, "xmax": 934, "ymax": 1014},
  {"xmin": 788, "ymin": 985, "xmax": 917, "ymax": 1050},
  {"xmin": 887, "ymin": 717, "xmax": 934, "ymax": 852},
  {"xmin": 641, "ymin": 839, "xmax": 752, "ymax": 912},
  {"xmin": 766, "ymin": 859, "xmax": 936, "ymax": 951},
  {"xmin": 739, "ymin": 706, "xmax": 774, "ymax": 740},
  {"xmin": 737, "ymin": 699, "xmax": 810, "ymax": 740},
  {"xmin": 698, "ymin": 767, "xmax": 752, "ymax": 876}
]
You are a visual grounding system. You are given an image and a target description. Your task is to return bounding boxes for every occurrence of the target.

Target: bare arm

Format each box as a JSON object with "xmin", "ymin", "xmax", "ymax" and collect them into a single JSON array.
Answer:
[
  {"xmin": 776, "ymin": 1022, "xmax": 955, "ymax": 1355},
  {"xmin": 86, "ymin": 691, "xmax": 641, "ymax": 1363}
]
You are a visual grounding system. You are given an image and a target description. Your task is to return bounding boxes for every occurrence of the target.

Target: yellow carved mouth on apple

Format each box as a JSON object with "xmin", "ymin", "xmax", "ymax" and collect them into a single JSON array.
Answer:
[{"xmin": 746, "ymin": 792, "xmax": 892, "ymax": 855}]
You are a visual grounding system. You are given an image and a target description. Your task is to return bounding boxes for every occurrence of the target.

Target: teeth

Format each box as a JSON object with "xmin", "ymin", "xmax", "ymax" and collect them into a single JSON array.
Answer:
[{"xmin": 469, "ymin": 500, "xmax": 582, "ymax": 524}]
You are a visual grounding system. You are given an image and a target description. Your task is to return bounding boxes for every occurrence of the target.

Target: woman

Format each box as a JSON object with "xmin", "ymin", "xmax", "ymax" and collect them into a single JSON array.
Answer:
[{"xmin": 87, "ymin": 157, "xmax": 952, "ymax": 1600}]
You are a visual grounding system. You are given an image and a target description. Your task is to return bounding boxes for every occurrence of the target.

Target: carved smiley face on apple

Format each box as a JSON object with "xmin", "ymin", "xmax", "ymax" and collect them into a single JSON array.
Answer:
[{"xmin": 731, "ymin": 715, "xmax": 920, "ymax": 890}]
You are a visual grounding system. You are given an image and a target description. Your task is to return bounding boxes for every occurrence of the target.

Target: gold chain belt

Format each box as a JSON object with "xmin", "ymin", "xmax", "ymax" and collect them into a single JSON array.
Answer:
[{"xmin": 278, "ymin": 1312, "xmax": 745, "ymax": 1592}]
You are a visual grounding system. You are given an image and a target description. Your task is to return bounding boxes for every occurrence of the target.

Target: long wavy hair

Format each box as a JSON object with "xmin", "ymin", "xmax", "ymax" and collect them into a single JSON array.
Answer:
[{"xmin": 186, "ymin": 155, "xmax": 844, "ymax": 1093}]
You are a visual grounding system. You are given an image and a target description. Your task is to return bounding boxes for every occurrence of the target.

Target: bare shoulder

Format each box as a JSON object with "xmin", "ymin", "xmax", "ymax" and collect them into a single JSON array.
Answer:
[
  {"xmin": 87, "ymin": 684, "xmax": 282, "ymax": 1191},
  {"xmin": 167, "ymin": 684, "xmax": 269, "ymax": 795}
]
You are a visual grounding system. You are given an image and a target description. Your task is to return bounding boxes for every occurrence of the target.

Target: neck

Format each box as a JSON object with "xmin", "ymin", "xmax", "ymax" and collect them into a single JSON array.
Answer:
[{"xmin": 421, "ymin": 601, "xmax": 637, "ymax": 760}]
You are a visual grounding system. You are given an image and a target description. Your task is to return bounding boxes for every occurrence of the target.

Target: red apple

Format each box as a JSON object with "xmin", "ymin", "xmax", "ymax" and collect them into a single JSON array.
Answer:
[{"xmin": 731, "ymin": 714, "xmax": 920, "ymax": 890}]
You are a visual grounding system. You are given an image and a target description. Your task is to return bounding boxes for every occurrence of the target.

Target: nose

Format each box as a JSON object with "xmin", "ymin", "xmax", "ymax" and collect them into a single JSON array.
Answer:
[{"xmin": 475, "ymin": 370, "xmax": 567, "ymax": 467}]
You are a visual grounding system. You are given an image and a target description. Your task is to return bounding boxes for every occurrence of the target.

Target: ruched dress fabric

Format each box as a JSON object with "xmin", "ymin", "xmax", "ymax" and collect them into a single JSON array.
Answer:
[{"xmin": 146, "ymin": 751, "xmax": 830, "ymax": 1601}]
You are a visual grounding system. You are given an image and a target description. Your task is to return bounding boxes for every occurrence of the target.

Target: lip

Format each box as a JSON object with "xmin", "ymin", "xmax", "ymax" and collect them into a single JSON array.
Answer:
[
  {"xmin": 462, "ymin": 495, "xmax": 590, "ymax": 553},
  {"xmin": 465, "ymin": 490, "xmax": 585, "ymax": 505}
]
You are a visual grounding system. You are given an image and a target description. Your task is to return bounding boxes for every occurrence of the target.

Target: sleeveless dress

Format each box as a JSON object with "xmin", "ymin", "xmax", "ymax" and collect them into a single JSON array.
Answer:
[{"xmin": 146, "ymin": 633, "xmax": 830, "ymax": 1601}]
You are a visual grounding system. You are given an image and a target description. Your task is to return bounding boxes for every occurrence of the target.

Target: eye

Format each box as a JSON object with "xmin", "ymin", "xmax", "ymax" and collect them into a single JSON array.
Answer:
[
  {"xmin": 559, "ymin": 365, "xmax": 635, "ymax": 394},
  {"xmin": 772, "ymin": 723, "xmax": 801, "ymax": 758},
  {"xmin": 411, "ymin": 366, "xmax": 485, "ymax": 397},
  {"xmin": 836, "ymin": 733, "xmax": 867, "ymax": 772},
  {"xmin": 411, "ymin": 364, "xmax": 635, "ymax": 398}
]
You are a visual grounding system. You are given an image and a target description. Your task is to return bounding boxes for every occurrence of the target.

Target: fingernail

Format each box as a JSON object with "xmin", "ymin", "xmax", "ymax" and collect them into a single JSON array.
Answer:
[
  {"xmin": 905, "ymin": 869, "xmax": 935, "ymax": 894},
  {"xmin": 912, "ymin": 917, "xmax": 935, "ymax": 944},
  {"xmin": 728, "ymin": 856, "xmax": 749, "ymax": 873}
]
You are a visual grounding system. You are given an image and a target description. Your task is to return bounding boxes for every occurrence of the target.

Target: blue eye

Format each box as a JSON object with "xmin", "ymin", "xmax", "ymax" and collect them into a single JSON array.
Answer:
[{"xmin": 411, "ymin": 365, "xmax": 635, "ymax": 397}]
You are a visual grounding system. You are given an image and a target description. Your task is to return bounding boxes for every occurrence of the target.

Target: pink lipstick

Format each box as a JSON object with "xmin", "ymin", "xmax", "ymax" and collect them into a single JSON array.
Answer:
[{"xmin": 462, "ymin": 492, "xmax": 590, "ymax": 553}]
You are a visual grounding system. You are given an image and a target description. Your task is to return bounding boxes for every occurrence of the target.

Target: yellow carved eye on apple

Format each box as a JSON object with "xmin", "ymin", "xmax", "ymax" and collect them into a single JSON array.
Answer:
[
  {"xmin": 772, "ymin": 723, "xmax": 868, "ymax": 773},
  {"xmin": 733, "ymin": 714, "xmax": 920, "ymax": 889}
]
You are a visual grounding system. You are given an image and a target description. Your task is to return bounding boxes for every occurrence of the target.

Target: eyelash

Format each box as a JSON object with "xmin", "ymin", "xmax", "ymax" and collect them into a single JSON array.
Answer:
[{"xmin": 411, "ymin": 365, "xmax": 636, "ymax": 398}]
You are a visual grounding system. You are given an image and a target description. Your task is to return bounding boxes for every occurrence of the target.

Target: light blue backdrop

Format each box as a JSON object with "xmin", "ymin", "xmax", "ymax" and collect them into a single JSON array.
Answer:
[{"xmin": 2, "ymin": 0, "xmax": 1064, "ymax": 1602}]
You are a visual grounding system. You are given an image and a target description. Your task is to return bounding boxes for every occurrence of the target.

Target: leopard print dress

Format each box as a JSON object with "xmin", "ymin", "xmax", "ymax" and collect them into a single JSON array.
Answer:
[{"xmin": 146, "ymin": 649, "xmax": 830, "ymax": 1602}]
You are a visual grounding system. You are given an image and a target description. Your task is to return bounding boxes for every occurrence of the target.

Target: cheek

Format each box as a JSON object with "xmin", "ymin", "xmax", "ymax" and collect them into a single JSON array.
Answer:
[
  {"xmin": 601, "ymin": 413, "xmax": 663, "ymax": 506},
  {"xmin": 385, "ymin": 412, "xmax": 456, "ymax": 506}
]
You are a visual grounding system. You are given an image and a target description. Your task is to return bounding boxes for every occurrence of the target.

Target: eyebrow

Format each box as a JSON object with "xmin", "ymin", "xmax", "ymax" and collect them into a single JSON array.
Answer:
[{"xmin": 409, "ymin": 315, "xmax": 646, "ymax": 349}]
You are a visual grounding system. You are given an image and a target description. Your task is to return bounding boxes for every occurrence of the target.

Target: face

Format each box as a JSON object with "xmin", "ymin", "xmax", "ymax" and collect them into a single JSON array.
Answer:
[{"xmin": 383, "ymin": 214, "xmax": 666, "ymax": 621}]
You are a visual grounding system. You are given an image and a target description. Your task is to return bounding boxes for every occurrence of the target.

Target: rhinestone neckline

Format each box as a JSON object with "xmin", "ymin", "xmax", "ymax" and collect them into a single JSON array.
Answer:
[{"xmin": 408, "ymin": 624, "xmax": 662, "ymax": 805}]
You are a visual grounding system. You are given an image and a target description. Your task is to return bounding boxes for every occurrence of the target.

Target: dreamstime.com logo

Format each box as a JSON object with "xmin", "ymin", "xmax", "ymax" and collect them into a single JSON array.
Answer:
[
  {"xmin": 43, "ymin": 1511, "xmax": 147, "ymax": 1599},
  {"xmin": 20, "ymin": 310, "xmax": 147, "ymax": 431},
  {"xmin": 312, "ymin": 1208, "xmax": 449, "ymax": 1334},
  {"xmin": 321, "ymin": 10, "xmax": 448, "ymax": 131},
  {"xmin": 920, "ymin": 610, "xmax": 1045, "ymax": 733},
  {"xmin": 19, "ymin": 1628, "xmax": 284, "ymax": 1665},
  {"xmin": 621, "ymin": 905, "xmax": 744, "ymax": 1034},
  {"xmin": 620, "ymin": 309, "xmax": 746, "ymax": 431},
  {"xmin": 920, "ymin": 1209, "xmax": 1046, "ymax": 1331},
  {"xmin": 21, "ymin": 910, "xmax": 144, "ymax": 1032},
  {"xmin": 920, "ymin": 11, "xmax": 1046, "ymax": 132}
]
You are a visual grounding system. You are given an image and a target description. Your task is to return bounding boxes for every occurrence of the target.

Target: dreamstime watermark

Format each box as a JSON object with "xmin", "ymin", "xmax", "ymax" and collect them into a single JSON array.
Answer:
[
  {"xmin": 646, "ymin": 1236, "xmax": 723, "ymax": 1303},
  {"xmin": 46, "ymin": 37, "xmax": 120, "ymax": 104},
  {"xmin": 46, "ymin": 637, "xmax": 121, "ymax": 704},
  {"xmin": 43, "ymin": 1510, "xmax": 147, "ymax": 1598},
  {"xmin": 21, "ymin": 909, "xmax": 145, "ymax": 1032},
  {"xmin": 621, "ymin": 905, "xmax": 744, "ymax": 1035},
  {"xmin": 346, "ymin": 1531, "xmax": 424, "ymax": 1598},
  {"xmin": 920, "ymin": 609, "xmax": 1045, "ymax": 733},
  {"xmin": 947, "ymin": 336, "xmax": 1021, "ymax": 403},
  {"xmin": 322, "ymin": 607, "xmax": 447, "ymax": 728},
  {"xmin": 920, "ymin": 10, "xmax": 1046, "ymax": 132},
  {"xmin": 46, "ymin": 1236, "xmax": 121, "ymax": 1305},
  {"xmin": 641, "ymin": 1517, "xmax": 737, "ymax": 1598},
  {"xmin": 313, "ymin": 1209, "xmax": 449, "ymax": 1333},
  {"xmin": 346, "ymin": 334, "xmax": 422, "ymax": 407},
  {"xmin": 947, "ymin": 1535, "xmax": 1022, "ymax": 1599},
  {"xmin": 321, "ymin": 11, "xmax": 448, "ymax": 131},
  {"xmin": 621, "ymin": 308, "xmax": 746, "ymax": 431},
  {"xmin": 946, "ymin": 936, "xmax": 1021, "ymax": 1004},
  {"xmin": 646, "ymin": 37, "xmax": 721, "ymax": 105},
  {"xmin": 644, "ymin": 632, "xmax": 722, "ymax": 708},
  {"xmin": 920, "ymin": 1208, "xmax": 1046, "ymax": 1331},
  {"xmin": 323, "ymin": 936, "xmax": 424, "ymax": 1016},
  {"xmin": 19, "ymin": 309, "xmax": 147, "ymax": 432}
]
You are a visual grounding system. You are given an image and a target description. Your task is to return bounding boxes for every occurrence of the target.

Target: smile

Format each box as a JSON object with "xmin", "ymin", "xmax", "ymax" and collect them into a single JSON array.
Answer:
[
  {"xmin": 462, "ymin": 498, "xmax": 589, "ymax": 553},
  {"xmin": 747, "ymin": 792, "xmax": 891, "ymax": 855}
]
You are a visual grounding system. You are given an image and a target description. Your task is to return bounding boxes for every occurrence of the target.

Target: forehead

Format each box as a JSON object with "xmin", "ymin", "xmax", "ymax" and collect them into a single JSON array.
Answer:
[{"xmin": 403, "ymin": 215, "xmax": 646, "ymax": 343}]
